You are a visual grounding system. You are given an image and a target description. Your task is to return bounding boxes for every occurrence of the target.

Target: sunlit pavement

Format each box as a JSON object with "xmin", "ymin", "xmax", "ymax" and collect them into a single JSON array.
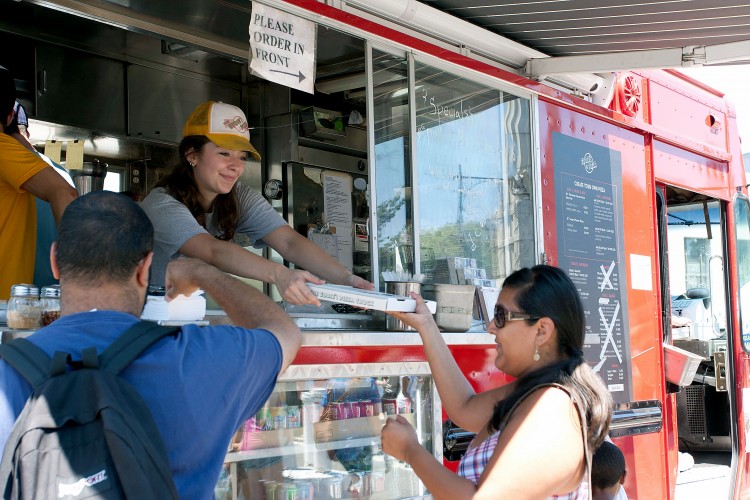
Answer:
[{"xmin": 674, "ymin": 452, "xmax": 731, "ymax": 500}]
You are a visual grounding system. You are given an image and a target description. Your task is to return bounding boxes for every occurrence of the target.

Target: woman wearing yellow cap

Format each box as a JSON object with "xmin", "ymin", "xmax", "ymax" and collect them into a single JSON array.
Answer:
[{"xmin": 141, "ymin": 101, "xmax": 373, "ymax": 305}]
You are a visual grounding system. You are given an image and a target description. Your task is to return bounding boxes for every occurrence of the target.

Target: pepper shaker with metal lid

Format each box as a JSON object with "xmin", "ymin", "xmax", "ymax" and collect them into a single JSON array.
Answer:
[
  {"xmin": 7, "ymin": 284, "xmax": 41, "ymax": 330},
  {"xmin": 40, "ymin": 285, "xmax": 62, "ymax": 326}
]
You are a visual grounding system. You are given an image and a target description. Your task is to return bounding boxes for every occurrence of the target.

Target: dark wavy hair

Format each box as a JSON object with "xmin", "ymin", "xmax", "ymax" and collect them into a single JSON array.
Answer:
[
  {"xmin": 155, "ymin": 135, "xmax": 239, "ymax": 241},
  {"xmin": 489, "ymin": 265, "xmax": 612, "ymax": 453},
  {"xmin": 56, "ymin": 191, "xmax": 153, "ymax": 285}
]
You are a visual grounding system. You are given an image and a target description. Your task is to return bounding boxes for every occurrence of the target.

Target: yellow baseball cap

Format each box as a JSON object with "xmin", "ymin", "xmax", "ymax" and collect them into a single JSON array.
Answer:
[{"xmin": 183, "ymin": 101, "xmax": 260, "ymax": 160}]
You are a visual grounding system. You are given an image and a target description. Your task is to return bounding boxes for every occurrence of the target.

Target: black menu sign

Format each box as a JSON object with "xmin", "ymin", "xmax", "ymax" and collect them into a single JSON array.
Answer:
[{"xmin": 553, "ymin": 133, "xmax": 632, "ymax": 402}]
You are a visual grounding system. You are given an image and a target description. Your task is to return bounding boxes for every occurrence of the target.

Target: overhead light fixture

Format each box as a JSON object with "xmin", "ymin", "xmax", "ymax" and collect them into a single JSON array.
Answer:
[
  {"xmin": 316, "ymin": 68, "xmax": 407, "ymax": 95},
  {"xmin": 316, "ymin": 73, "xmax": 367, "ymax": 94},
  {"xmin": 162, "ymin": 41, "xmax": 209, "ymax": 62}
]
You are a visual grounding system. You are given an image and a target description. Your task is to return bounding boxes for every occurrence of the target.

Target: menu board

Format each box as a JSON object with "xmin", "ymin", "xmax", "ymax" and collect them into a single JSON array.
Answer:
[{"xmin": 553, "ymin": 133, "xmax": 632, "ymax": 402}]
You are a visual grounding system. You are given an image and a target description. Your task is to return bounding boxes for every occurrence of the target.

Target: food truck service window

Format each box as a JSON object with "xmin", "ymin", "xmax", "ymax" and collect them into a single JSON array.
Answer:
[
  {"xmin": 371, "ymin": 50, "xmax": 535, "ymax": 288},
  {"xmin": 413, "ymin": 62, "xmax": 535, "ymax": 285}
]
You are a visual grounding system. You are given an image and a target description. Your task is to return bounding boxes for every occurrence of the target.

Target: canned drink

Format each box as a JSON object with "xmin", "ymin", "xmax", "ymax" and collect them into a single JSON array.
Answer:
[
  {"xmin": 295, "ymin": 481, "xmax": 314, "ymax": 500},
  {"xmin": 286, "ymin": 405, "xmax": 301, "ymax": 428},
  {"xmin": 340, "ymin": 401, "xmax": 353, "ymax": 419},
  {"xmin": 397, "ymin": 397, "xmax": 413, "ymax": 414},
  {"xmin": 350, "ymin": 400, "xmax": 362, "ymax": 418},
  {"xmin": 382, "ymin": 398, "xmax": 398, "ymax": 415},
  {"xmin": 372, "ymin": 400, "xmax": 382, "ymax": 415},
  {"xmin": 328, "ymin": 402, "xmax": 344, "ymax": 420},
  {"xmin": 262, "ymin": 480, "xmax": 277, "ymax": 500},
  {"xmin": 358, "ymin": 400, "xmax": 374, "ymax": 417},
  {"xmin": 321, "ymin": 476, "xmax": 343, "ymax": 499},
  {"xmin": 274, "ymin": 483, "xmax": 299, "ymax": 500},
  {"xmin": 270, "ymin": 406, "xmax": 288, "ymax": 430},
  {"xmin": 369, "ymin": 472, "xmax": 385, "ymax": 493},
  {"xmin": 256, "ymin": 406, "xmax": 272, "ymax": 431}
]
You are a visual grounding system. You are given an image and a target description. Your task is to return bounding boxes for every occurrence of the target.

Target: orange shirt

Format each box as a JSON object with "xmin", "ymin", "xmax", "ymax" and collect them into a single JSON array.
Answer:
[{"xmin": 0, "ymin": 133, "xmax": 49, "ymax": 299}]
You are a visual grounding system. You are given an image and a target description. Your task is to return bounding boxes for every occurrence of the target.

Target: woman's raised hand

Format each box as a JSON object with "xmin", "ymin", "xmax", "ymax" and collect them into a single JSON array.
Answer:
[{"xmin": 385, "ymin": 292, "xmax": 436, "ymax": 332}]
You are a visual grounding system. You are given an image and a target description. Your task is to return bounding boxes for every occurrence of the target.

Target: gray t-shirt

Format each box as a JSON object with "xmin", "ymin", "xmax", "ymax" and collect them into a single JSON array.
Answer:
[{"xmin": 140, "ymin": 183, "xmax": 287, "ymax": 286}]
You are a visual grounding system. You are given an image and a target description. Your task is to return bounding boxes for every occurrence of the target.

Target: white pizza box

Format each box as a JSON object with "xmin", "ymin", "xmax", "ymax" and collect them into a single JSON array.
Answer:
[{"xmin": 308, "ymin": 284, "xmax": 437, "ymax": 313}]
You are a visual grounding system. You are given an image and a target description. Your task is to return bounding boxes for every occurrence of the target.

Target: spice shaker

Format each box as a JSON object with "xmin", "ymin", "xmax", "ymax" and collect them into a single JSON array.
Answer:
[
  {"xmin": 7, "ymin": 284, "xmax": 41, "ymax": 330},
  {"xmin": 40, "ymin": 285, "xmax": 62, "ymax": 326}
]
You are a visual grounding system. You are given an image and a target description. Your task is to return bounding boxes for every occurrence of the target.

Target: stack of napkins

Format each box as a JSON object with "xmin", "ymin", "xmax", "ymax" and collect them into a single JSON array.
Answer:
[{"xmin": 141, "ymin": 290, "xmax": 206, "ymax": 322}]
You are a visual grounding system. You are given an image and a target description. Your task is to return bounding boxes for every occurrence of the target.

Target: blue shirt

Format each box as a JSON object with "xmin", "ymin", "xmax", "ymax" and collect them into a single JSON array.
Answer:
[{"xmin": 0, "ymin": 311, "xmax": 283, "ymax": 499}]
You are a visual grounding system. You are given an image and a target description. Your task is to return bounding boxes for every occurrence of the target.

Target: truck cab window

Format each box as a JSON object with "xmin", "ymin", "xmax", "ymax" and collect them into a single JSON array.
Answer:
[{"xmin": 733, "ymin": 197, "xmax": 750, "ymax": 352}]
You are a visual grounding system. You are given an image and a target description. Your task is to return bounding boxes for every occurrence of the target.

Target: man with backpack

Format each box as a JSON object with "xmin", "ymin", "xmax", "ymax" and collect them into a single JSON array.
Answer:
[{"xmin": 0, "ymin": 190, "xmax": 301, "ymax": 499}]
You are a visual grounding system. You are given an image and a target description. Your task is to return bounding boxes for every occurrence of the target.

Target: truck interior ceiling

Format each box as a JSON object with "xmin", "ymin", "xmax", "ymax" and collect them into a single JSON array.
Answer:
[{"xmin": 0, "ymin": 0, "xmax": 368, "ymax": 199}]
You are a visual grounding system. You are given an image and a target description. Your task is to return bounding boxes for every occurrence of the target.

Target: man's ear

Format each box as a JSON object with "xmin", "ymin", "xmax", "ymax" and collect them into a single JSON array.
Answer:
[
  {"xmin": 4, "ymin": 109, "xmax": 14, "ymax": 128},
  {"xmin": 50, "ymin": 242, "xmax": 60, "ymax": 280},
  {"xmin": 135, "ymin": 252, "xmax": 153, "ymax": 287}
]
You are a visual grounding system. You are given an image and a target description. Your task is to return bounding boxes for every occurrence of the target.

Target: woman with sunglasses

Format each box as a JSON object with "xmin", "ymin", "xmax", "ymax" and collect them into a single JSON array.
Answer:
[{"xmin": 382, "ymin": 265, "xmax": 612, "ymax": 499}]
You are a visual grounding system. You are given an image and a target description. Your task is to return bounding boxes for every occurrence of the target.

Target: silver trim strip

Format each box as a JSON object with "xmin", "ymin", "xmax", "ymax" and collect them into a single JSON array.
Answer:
[{"xmin": 610, "ymin": 400, "xmax": 663, "ymax": 437}]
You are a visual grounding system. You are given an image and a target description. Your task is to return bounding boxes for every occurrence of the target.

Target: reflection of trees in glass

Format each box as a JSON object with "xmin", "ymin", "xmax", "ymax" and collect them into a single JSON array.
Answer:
[
  {"xmin": 376, "ymin": 193, "xmax": 406, "ymax": 240},
  {"xmin": 684, "ymin": 237, "xmax": 710, "ymax": 289},
  {"xmin": 376, "ymin": 193, "xmax": 407, "ymax": 272},
  {"xmin": 420, "ymin": 220, "xmax": 501, "ymax": 280}
]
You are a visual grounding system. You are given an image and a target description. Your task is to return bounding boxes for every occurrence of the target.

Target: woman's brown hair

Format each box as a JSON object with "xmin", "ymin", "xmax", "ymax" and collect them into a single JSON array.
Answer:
[{"xmin": 155, "ymin": 136, "xmax": 239, "ymax": 241}]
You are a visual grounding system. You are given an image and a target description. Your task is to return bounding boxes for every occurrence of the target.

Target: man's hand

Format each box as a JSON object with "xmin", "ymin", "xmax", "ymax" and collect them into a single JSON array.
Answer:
[
  {"xmin": 164, "ymin": 257, "xmax": 215, "ymax": 301},
  {"xmin": 165, "ymin": 257, "xmax": 301, "ymax": 372}
]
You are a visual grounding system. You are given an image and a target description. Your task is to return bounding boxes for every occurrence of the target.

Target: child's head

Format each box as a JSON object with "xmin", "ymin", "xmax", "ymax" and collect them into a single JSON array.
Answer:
[{"xmin": 591, "ymin": 440, "xmax": 626, "ymax": 500}]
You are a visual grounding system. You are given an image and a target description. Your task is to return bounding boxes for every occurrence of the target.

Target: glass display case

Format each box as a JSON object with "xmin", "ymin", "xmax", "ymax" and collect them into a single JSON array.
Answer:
[{"xmin": 218, "ymin": 362, "xmax": 439, "ymax": 499}]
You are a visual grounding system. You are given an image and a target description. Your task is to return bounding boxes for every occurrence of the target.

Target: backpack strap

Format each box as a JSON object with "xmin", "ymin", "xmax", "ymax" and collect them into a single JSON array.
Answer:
[
  {"xmin": 0, "ymin": 339, "xmax": 52, "ymax": 390},
  {"xmin": 100, "ymin": 320, "xmax": 180, "ymax": 375}
]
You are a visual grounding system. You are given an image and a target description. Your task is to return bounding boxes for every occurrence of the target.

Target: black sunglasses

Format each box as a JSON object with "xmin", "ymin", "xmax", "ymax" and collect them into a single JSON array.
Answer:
[{"xmin": 493, "ymin": 304, "xmax": 540, "ymax": 329}]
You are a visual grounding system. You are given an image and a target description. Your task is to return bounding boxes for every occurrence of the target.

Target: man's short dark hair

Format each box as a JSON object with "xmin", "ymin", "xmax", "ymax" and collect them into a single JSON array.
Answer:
[
  {"xmin": 591, "ymin": 441, "xmax": 626, "ymax": 489},
  {"xmin": 0, "ymin": 65, "xmax": 16, "ymax": 119},
  {"xmin": 56, "ymin": 191, "xmax": 154, "ymax": 285}
]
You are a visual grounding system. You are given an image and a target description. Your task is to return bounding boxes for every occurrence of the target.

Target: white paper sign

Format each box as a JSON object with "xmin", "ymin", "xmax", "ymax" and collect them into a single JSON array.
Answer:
[
  {"xmin": 323, "ymin": 172, "xmax": 353, "ymax": 271},
  {"xmin": 249, "ymin": 2, "xmax": 316, "ymax": 94}
]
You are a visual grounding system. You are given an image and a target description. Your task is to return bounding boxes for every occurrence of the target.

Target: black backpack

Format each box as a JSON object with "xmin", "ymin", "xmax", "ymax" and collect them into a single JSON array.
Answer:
[{"xmin": 0, "ymin": 321, "xmax": 180, "ymax": 499}]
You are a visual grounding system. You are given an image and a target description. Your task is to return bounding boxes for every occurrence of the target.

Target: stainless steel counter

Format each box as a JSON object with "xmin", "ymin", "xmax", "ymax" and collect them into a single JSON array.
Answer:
[{"xmin": 2, "ymin": 316, "xmax": 494, "ymax": 347}]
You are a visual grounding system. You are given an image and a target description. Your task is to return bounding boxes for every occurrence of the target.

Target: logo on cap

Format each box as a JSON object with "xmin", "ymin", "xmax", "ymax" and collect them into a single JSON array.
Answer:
[{"xmin": 223, "ymin": 116, "xmax": 249, "ymax": 134}]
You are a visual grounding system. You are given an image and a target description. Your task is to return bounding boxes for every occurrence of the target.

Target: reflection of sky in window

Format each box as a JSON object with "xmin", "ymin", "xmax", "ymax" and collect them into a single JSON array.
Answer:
[
  {"xmin": 417, "ymin": 105, "xmax": 503, "ymax": 230},
  {"xmin": 375, "ymin": 137, "xmax": 408, "ymax": 243}
]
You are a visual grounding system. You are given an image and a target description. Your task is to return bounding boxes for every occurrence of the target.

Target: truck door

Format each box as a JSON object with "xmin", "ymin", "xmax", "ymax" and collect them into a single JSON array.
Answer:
[
  {"xmin": 657, "ymin": 184, "xmax": 733, "ymax": 495},
  {"xmin": 731, "ymin": 195, "xmax": 750, "ymax": 495}
]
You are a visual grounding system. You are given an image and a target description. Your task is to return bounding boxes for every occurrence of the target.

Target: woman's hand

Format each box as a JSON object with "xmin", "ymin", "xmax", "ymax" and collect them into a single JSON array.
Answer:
[
  {"xmin": 274, "ymin": 268, "xmax": 325, "ymax": 306},
  {"xmin": 381, "ymin": 415, "xmax": 421, "ymax": 462},
  {"xmin": 386, "ymin": 293, "xmax": 437, "ymax": 332},
  {"xmin": 345, "ymin": 273, "xmax": 375, "ymax": 290}
]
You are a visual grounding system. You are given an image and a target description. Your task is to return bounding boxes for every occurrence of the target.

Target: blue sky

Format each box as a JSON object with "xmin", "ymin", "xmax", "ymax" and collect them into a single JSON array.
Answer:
[{"xmin": 679, "ymin": 66, "xmax": 750, "ymax": 154}]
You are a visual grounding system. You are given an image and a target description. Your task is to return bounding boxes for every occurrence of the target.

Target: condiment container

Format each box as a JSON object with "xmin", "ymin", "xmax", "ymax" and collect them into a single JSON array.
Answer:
[
  {"xmin": 7, "ymin": 284, "xmax": 41, "ymax": 330},
  {"xmin": 40, "ymin": 285, "xmax": 61, "ymax": 327}
]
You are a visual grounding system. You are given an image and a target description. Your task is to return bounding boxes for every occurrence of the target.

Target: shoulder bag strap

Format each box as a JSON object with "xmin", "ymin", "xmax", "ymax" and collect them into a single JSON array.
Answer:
[
  {"xmin": 0, "ymin": 339, "xmax": 51, "ymax": 390},
  {"xmin": 100, "ymin": 321, "xmax": 180, "ymax": 375}
]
